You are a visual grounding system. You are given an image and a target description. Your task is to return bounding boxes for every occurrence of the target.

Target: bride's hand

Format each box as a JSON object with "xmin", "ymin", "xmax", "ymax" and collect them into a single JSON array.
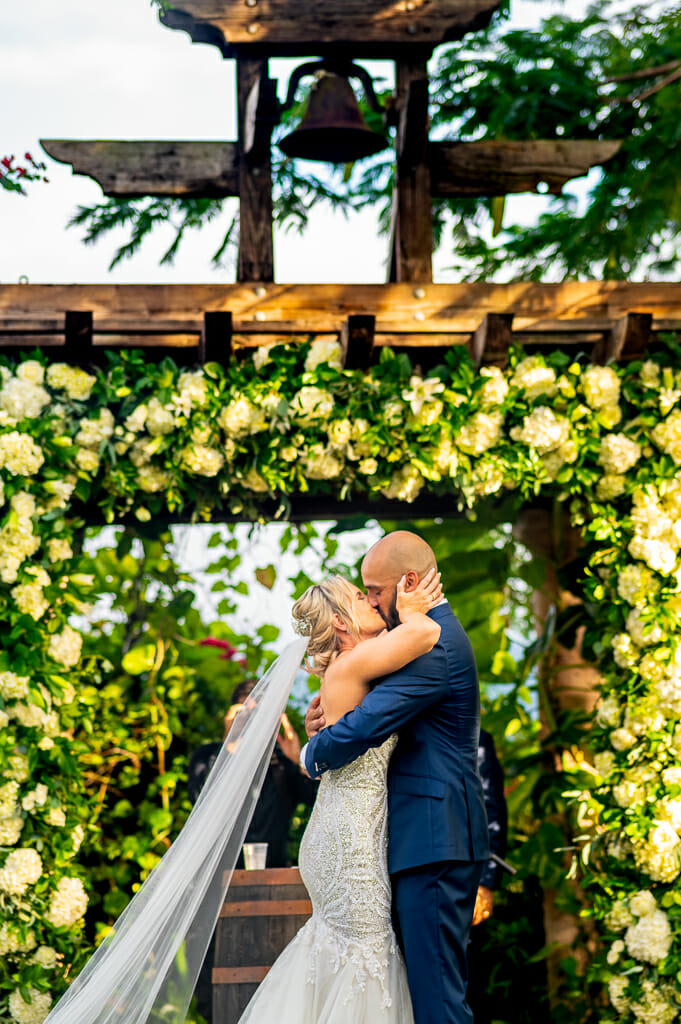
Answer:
[{"xmin": 396, "ymin": 567, "xmax": 443, "ymax": 622}]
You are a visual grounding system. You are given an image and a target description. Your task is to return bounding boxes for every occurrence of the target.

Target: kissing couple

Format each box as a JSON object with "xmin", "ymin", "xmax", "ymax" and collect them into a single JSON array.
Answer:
[{"xmin": 42, "ymin": 530, "xmax": 489, "ymax": 1024}]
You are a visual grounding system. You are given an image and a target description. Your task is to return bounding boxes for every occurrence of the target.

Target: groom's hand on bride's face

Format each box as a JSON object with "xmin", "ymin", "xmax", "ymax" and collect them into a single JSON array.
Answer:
[{"xmin": 305, "ymin": 694, "xmax": 326, "ymax": 738}]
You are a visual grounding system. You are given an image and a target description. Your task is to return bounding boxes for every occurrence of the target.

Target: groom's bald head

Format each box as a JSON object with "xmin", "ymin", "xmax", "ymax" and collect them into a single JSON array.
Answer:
[{"xmin": 361, "ymin": 531, "xmax": 437, "ymax": 628}]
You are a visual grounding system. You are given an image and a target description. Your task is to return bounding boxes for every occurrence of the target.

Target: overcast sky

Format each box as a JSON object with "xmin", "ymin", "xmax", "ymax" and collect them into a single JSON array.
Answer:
[{"xmin": 0, "ymin": 0, "xmax": 581, "ymax": 287}]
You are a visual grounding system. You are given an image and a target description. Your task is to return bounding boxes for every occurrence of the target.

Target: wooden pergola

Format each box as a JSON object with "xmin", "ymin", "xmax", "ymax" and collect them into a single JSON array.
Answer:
[{"xmin": 0, "ymin": 281, "xmax": 676, "ymax": 369}]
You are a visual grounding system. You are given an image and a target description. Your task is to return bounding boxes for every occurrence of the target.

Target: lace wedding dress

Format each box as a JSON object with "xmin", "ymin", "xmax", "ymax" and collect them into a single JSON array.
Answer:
[{"xmin": 237, "ymin": 735, "xmax": 414, "ymax": 1023}]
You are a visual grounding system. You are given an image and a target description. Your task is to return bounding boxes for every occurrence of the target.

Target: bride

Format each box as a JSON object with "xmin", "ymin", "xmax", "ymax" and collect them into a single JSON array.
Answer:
[
  {"xmin": 236, "ymin": 568, "xmax": 443, "ymax": 1023},
  {"xmin": 40, "ymin": 570, "xmax": 441, "ymax": 1024}
]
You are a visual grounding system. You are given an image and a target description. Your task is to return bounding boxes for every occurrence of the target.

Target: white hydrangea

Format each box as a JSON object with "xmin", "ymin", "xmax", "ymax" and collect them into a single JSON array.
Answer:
[
  {"xmin": 45, "ymin": 876, "xmax": 88, "ymax": 929},
  {"xmin": 21, "ymin": 785, "xmax": 48, "ymax": 812},
  {"xmin": 8, "ymin": 753, "xmax": 30, "ymax": 782},
  {"xmin": 581, "ymin": 365, "xmax": 621, "ymax": 409},
  {"xmin": 327, "ymin": 419, "xmax": 353, "ymax": 448},
  {"xmin": 358, "ymin": 458, "xmax": 378, "ymax": 475},
  {"xmin": 471, "ymin": 457, "xmax": 505, "ymax": 496},
  {"xmin": 628, "ymin": 535, "xmax": 677, "ymax": 575},
  {"xmin": 252, "ymin": 345, "xmax": 273, "ymax": 370},
  {"xmin": 596, "ymin": 695, "xmax": 621, "ymax": 728},
  {"xmin": 171, "ymin": 370, "xmax": 210, "ymax": 415},
  {"xmin": 31, "ymin": 945, "xmax": 57, "ymax": 968},
  {"xmin": 42, "ymin": 477, "xmax": 76, "ymax": 511},
  {"xmin": 218, "ymin": 396, "xmax": 267, "ymax": 438},
  {"xmin": 8, "ymin": 987, "xmax": 52, "ymax": 1024},
  {"xmin": 181, "ymin": 445, "xmax": 224, "ymax": 477},
  {"xmin": 655, "ymin": 662, "xmax": 681, "ymax": 717},
  {"xmin": 593, "ymin": 751, "xmax": 616, "ymax": 778},
  {"xmin": 11, "ymin": 566, "xmax": 51, "ymax": 621},
  {"xmin": 479, "ymin": 366, "xmax": 508, "ymax": 406},
  {"xmin": 0, "ymin": 922, "xmax": 36, "ymax": 956},
  {"xmin": 625, "ymin": 607, "xmax": 665, "ymax": 648},
  {"xmin": 611, "ymin": 633, "xmax": 639, "ymax": 669},
  {"xmin": 0, "ymin": 431, "xmax": 44, "ymax": 475},
  {"xmin": 613, "ymin": 779, "xmax": 646, "ymax": 807},
  {"xmin": 510, "ymin": 356, "xmax": 557, "ymax": 399},
  {"xmin": 610, "ymin": 728, "xmax": 637, "ymax": 752},
  {"xmin": 624, "ymin": 906, "xmax": 673, "ymax": 963},
  {"xmin": 640, "ymin": 361, "xmax": 661, "ymax": 388},
  {"xmin": 0, "ymin": 813, "xmax": 23, "ymax": 845},
  {"xmin": 381, "ymin": 465, "xmax": 424, "ymax": 503},
  {"xmin": 304, "ymin": 338, "xmax": 344, "ymax": 372},
  {"xmin": 605, "ymin": 900, "xmax": 635, "ymax": 931},
  {"xmin": 75, "ymin": 409, "xmax": 115, "ymax": 449},
  {"xmin": 0, "ymin": 377, "xmax": 50, "ymax": 420},
  {"xmin": 662, "ymin": 766, "xmax": 681, "ymax": 786},
  {"xmin": 510, "ymin": 407, "xmax": 569, "ymax": 454},
  {"xmin": 303, "ymin": 445, "xmax": 343, "ymax": 480},
  {"xmin": 75, "ymin": 447, "xmax": 100, "ymax": 473},
  {"xmin": 456, "ymin": 411, "xmax": 504, "ymax": 456},
  {"xmin": 46, "ymin": 364, "xmax": 95, "ymax": 401},
  {"xmin": 242, "ymin": 468, "xmax": 269, "ymax": 493},
  {"xmin": 47, "ymin": 537, "xmax": 73, "ymax": 563},
  {"xmin": 629, "ymin": 979, "xmax": 678, "ymax": 1024},
  {"xmin": 290, "ymin": 386, "xmax": 335, "ymax": 424},
  {"xmin": 651, "ymin": 410, "xmax": 681, "ymax": 464},
  {"xmin": 635, "ymin": 823, "xmax": 681, "ymax": 883},
  {"xmin": 0, "ymin": 672, "xmax": 30, "ymax": 701},
  {"xmin": 47, "ymin": 625, "xmax": 82, "ymax": 668},
  {"xmin": 628, "ymin": 890, "xmax": 657, "ymax": 918},
  {"xmin": 608, "ymin": 975, "xmax": 630, "ymax": 1015},
  {"xmin": 146, "ymin": 397, "xmax": 176, "ymax": 436},
  {"xmin": 617, "ymin": 564, "xmax": 659, "ymax": 605},
  {"xmin": 124, "ymin": 404, "xmax": 147, "ymax": 433},
  {"xmin": 0, "ymin": 848, "xmax": 43, "ymax": 895},
  {"xmin": 657, "ymin": 796, "xmax": 681, "ymax": 833},
  {"xmin": 46, "ymin": 807, "xmax": 66, "ymax": 827},
  {"xmin": 136, "ymin": 465, "xmax": 170, "ymax": 493},
  {"xmin": 598, "ymin": 433, "xmax": 641, "ymax": 475},
  {"xmin": 16, "ymin": 361, "xmax": 45, "ymax": 386}
]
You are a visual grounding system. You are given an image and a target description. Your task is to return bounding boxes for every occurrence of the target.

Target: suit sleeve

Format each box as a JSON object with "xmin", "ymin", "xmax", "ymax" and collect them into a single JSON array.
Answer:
[{"xmin": 305, "ymin": 643, "xmax": 449, "ymax": 776}]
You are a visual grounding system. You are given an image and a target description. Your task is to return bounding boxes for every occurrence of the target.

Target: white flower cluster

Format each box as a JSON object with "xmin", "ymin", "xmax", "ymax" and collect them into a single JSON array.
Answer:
[
  {"xmin": 652, "ymin": 409, "xmax": 681, "ymax": 464},
  {"xmin": 0, "ymin": 431, "xmax": 44, "ymax": 477},
  {"xmin": 381, "ymin": 465, "xmax": 424, "ymax": 503},
  {"xmin": 46, "ymin": 363, "xmax": 95, "ymax": 401},
  {"xmin": 47, "ymin": 625, "xmax": 82, "ymax": 668},
  {"xmin": 290, "ymin": 386, "xmax": 335, "ymax": 425},
  {"xmin": 598, "ymin": 433, "xmax": 641, "ymax": 475},
  {"xmin": 304, "ymin": 338, "xmax": 344, "ymax": 373},
  {"xmin": 0, "ymin": 922, "xmax": 36, "ymax": 957},
  {"xmin": 623, "ymin": 892, "xmax": 673, "ymax": 963},
  {"xmin": 510, "ymin": 356, "xmax": 557, "ymax": 399},
  {"xmin": 45, "ymin": 876, "xmax": 88, "ymax": 928},
  {"xmin": 628, "ymin": 483, "xmax": 681, "ymax": 576},
  {"xmin": 634, "ymin": 822, "xmax": 681, "ymax": 883},
  {"xmin": 170, "ymin": 370, "xmax": 210, "ymax": 415},
  {"xmin": 617, "ymin": 563, "xmax": 659, "ymax": 606},
  {"xmin": 0, "ymin": 362, "xmax": 50, "ymax": 420},
  {"xmin": 218, "ymin": 396, "xmax": 267, "ymax": 439},
  {"xmin": 8, "ymin": 987, "xmax": 52, "ymax": 1024},
  {"xmin": 456, "ymin": 411, "xmax": 504, "ymax": 456},
  {"xmin": 181, "ymin": 444, "xmax": 225, "ymax": 477},
  {"xmin": 582, "ymin": 364, "xmax": 621, "ymax": 409},
  {"xmin": 479, "ymin": 366, "xmax": 508, "ymax": 407},
  {"xmin": 510, "ymin": 406, "xmax": 570, "ymax": 454},
  {"xmin": 0, "ymin": 848, "xmax": 42, "ymax": 895},
  {"xmin": 0, "ymin": 491, "xmax": 41, "ymax": 584},
  {"xmin": 11, "ymin": 566, "xmax": 51, "ymax": 621},
  {"xmin": 402, "ymin": 376, "xmax": 446, "ymax": 425},
  {"xmin": 303, "ymin": 445, "xmax": 343, "ymax": 480}
]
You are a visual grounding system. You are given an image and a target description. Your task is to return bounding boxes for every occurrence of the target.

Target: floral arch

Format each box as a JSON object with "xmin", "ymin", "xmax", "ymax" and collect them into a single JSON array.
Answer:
[{"xmin": 1, "ymin": 334, "xmax": 681, "ymax": 1024}]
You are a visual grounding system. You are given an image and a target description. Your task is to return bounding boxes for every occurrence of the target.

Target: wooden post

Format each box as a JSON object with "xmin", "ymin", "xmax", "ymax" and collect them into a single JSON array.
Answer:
[
  {"xmin": 591, "ymin": 312, "xmax": 652, "ymax": 364},
  {"xmin": 467, "ymin": 313, "xmax": 514, "ymax": 367},
  {"xmin": 340, "ymin": 315, "xmax": 376, "ymax": 370},
  {"xmin": 201, "ymin": 311, "xmax": 233, "ymax": 365},
  {"xmin": 388, "ymin": 59, "xmax": 433, "ymax": 283},
  {"xmin": 63, "ymin": 311, "xmax": 93, "ymax": 364},
  {"xmin": 237, "ymin": 58, "xmax": 275, "ymax": 283}
]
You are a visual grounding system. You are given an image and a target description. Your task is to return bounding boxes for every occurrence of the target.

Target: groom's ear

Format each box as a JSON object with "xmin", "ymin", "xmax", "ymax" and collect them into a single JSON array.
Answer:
[{"xmin": 403, "ymin": 571, "xmax": 419, "ymax": 591}]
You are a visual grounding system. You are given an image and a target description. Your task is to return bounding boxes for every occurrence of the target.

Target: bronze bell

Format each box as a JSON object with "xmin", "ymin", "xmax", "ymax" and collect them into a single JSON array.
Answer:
[{"xmin": 279, "ymin": 70, "xmax": 388, "ymax": 164}]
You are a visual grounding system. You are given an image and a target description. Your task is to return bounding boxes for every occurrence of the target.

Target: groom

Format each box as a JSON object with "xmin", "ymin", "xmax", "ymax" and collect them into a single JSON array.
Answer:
[{"xmin": 304, "ymin": 530, "xmax": 489, "ymax": 1024}]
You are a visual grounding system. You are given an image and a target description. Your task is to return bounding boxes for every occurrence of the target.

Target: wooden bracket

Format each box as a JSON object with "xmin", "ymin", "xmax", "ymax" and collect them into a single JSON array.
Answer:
[
  {"xmin": 591, "ymin": 312, "xmax": 653, "ymax": 364},
  {"xmin": 200, "ymin": 312, "xmax": 233, "ymax": 365},
  {"xmin": 63, "ymin": 311, "xmax": 93, "ymax": 363},
  {"xmin": 340, "ymin": 315, "xmax": 376, "ymax": 370},
  {"xmin": 467, "ymin": 313, "xmax": 514, "ymax": 367}
]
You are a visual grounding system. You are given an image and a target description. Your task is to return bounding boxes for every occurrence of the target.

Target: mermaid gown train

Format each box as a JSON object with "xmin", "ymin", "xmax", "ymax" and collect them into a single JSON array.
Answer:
[{"xmin": 236, "ymin": 736, "xmax": 414, "ymax": 1023}]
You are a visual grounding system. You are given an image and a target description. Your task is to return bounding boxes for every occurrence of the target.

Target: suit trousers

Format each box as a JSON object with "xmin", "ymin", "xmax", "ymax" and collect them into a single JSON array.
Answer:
[{"xmin": 392, "ymin": 859, "xmax": 485, "ymax": 1024}]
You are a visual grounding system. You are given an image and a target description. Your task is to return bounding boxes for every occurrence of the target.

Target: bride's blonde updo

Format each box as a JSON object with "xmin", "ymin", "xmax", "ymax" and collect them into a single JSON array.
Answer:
[{"xmin": 292, "ymin": 576, "xmax": 363, "ymax": 675}]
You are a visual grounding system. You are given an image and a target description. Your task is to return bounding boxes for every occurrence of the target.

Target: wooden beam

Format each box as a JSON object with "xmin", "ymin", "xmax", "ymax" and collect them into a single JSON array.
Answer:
[
  {"xmin": 467, "ymin": 313, "xmax": 514, "ymax": 367},
  {"xmin": 159, "ymin": 0, "xmax": 502, "ymax": 57},
  {"xmin": 340, "ymin": 315, "xmax": 376, "ymax": 369},
  {"xmin": 237, "ymin": 59, "xmax": 274, "ymax": 283},
  {"xmin": 41, "ymin": 140, "xmax": 239, "ymax": 199},
  {"xmin": 389, "ymin": 61, "xmax": 433, "ymax": 283},
  {"xmin": 430, "ymin": 140, "xmax": 622, "ymax": 196},
  {"xmin": 591, "ymin": 312, "xmax": 653, "ymax": 364},
  {"xmin": 1, "ymin": 284, "xmax": 680, "ymax": 336},
  {"xmin": 200, "ymin": 311, "xmax": 233, "ymax": 365}
]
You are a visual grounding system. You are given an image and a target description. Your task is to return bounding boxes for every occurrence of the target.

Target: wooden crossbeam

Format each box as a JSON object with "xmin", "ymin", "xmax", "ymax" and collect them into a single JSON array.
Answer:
[
  {"xmin": 430, "ymin": 140, "xmax": 622, "ymax": 197},
  {"xmin": 159, "ymin": 0, "xmax": 502, "ymax": 57},
  {"xmin": 1, "ymin": 284, "xmax": 681, "ymax": 337}
]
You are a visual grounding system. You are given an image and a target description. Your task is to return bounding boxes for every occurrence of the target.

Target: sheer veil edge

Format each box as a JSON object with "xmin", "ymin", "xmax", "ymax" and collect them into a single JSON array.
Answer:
[{"xmin": 44, "ymin": 637, "xmax": 309, "ymax": 1024}]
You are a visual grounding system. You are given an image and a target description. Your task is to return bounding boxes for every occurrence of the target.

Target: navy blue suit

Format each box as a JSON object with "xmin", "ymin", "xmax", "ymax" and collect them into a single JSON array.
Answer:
[{"xmin": 305, "ymin": 602, "xmax": 489, "ymax": 1024}]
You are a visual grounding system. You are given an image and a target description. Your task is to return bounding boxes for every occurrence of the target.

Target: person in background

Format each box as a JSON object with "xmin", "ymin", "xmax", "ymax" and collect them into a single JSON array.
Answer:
[
  {"xmin": 467, "ymin": 727, "xmax": 508, "ymax": 1024},
  {"xmin": 188, "ymin": 679, "xmax": 319, "ymax": 1023}
]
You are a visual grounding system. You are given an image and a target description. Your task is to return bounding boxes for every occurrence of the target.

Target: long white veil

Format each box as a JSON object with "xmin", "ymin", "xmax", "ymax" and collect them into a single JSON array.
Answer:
[{"xmin": 45, "ymin": 637, "xmax": 309, "ymax": 1024}]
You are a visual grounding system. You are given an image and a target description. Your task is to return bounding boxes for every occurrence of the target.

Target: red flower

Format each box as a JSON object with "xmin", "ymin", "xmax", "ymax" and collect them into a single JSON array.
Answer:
[
  {"xmin": 2, "ymin": 157, "xmax": 13, "ymax": 169},
  {"xmin": 200, "ymin": 637, "xmax": 245, "ymax": 663},
  {"xmin": 24, "ymin": 152, "xmax": 32, "ymax": 161}
]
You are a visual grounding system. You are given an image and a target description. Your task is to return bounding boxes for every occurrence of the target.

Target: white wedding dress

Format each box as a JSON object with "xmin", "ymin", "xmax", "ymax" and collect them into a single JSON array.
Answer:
[{"xmin": 237, "ymin": 735, "xmax": 414, "ymax": 1023}]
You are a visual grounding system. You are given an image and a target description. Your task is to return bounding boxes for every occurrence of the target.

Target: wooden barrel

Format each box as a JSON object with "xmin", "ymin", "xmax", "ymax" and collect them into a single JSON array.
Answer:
[{"xmin": 213, "ymin": 867, "xmax": 312, "ymax": 1023}]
